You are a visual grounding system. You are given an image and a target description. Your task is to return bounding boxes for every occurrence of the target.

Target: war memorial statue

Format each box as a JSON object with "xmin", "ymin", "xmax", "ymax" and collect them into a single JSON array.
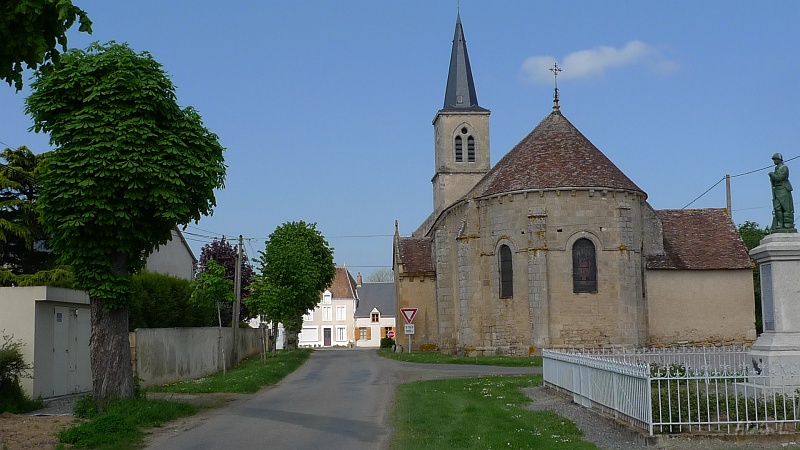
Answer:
[{"xmin": 769, "ymin": 153, "xmax": 796, "ymax": 233}]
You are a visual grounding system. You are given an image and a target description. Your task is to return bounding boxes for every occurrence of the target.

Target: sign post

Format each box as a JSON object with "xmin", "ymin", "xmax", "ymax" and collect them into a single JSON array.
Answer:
[{"xmin": 400, "ymin": 308, "xmax": 417, "ymax": 353}]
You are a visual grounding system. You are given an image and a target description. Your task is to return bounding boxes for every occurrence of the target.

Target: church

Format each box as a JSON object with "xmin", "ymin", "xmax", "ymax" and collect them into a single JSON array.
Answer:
[{"xmin": 392, "ymin": 15, "xmax": 756, "ymax": 355}]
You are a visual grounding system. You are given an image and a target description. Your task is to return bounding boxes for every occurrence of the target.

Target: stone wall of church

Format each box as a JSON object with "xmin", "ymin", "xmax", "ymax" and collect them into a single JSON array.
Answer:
[
  {"xmin": 646, "ymin": 269, "xmax": 757, "ymax": 346},
  {"xmin": 394, "ymin": 272, "xmax": 438, "ymax": 352}
]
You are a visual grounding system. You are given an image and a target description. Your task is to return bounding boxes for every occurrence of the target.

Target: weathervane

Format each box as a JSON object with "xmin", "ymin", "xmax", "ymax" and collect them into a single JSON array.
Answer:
[{"xmin": 549, "ymin": 63, "xmax": 562, "ymax": 110}]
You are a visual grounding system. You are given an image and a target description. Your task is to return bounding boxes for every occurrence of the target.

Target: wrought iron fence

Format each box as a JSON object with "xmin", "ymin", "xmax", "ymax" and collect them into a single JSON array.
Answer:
[{"xmin": 542, "ymin": 347, "xmax": 800, "ymax": 436}]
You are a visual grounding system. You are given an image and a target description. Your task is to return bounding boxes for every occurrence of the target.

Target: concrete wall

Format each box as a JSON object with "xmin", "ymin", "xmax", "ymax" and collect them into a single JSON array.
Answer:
[
  {"xmin": 647, "ymin": 269, "xmax": 757, "ymax": 346},
  {"xmin": 132, "ymin": 327, "xmax": 264, "ymax": 388},
  {"xmin": 0, "ymin": 286, "xmax": 91, "ymax": 399}
]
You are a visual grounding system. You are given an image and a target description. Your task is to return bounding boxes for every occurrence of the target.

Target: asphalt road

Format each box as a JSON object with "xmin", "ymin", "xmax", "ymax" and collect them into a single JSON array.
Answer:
[{"xmin": 145, "ymin": 348, "xmax": 542, "ymax": 450}]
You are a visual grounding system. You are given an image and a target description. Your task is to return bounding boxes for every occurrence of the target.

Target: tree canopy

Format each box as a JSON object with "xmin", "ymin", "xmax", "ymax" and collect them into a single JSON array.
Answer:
[
  {"xmin": 0, "ymin": 146, "xmax": 55, "ymax": 274},
  {"xmin": 199, "ymin": 237, "xmax": 255, "ymax": 323},
  {"xmin": 1, "ymin": 0, "xmax": 92, "ymax": 90},
  {"xmin": 26, "ymin": 42, "xmax": 226, "ymax": 305},
  {"xmin": 24, "ymin": 41, "xmax": 225, "ymax": 409},
  {"xmin": 247, "ymin": 221, "xmax": 335, "ymax": 348}
]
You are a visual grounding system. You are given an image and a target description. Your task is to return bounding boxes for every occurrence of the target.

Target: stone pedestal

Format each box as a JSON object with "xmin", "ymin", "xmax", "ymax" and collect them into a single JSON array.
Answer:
[{"xmin": 747, "ymin": 233, "xmax": 800, "ymax": 386}]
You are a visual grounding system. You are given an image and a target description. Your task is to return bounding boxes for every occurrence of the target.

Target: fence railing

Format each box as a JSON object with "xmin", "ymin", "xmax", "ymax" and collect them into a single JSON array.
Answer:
[{"xmin": 543, "ymin": 347, "xmax": 800, "ymax": 436}]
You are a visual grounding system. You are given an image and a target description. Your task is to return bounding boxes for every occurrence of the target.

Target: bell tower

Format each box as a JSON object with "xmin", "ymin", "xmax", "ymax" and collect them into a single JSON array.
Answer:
[{"xmin": 432, "ymin": 13, "xmax": 490, "ymax": 214}]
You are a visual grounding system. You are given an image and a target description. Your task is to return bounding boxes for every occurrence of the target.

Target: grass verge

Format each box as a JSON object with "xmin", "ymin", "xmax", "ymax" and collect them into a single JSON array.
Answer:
[
  {"xmin": 149, "ymin": 348, "xmax": 312, "ymax": 394},
  {"xmin": 378, "ymin": 347, "xmax": 542, "ymax": 367},
  {"xmin": 58, "ymin": 349, "xmax": 312, "ymax": 449},
  {"xmin": 390, "ymin": 375, "xmax": 597, "ymax": 450}
]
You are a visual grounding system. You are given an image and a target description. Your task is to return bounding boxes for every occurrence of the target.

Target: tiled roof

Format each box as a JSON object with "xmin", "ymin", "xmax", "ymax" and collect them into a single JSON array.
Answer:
[
  {"xmin": 646, "ymin": 209, "xmax": 753, "ymax": 270},
  {"xmin": 468, "ymin": 110, "xmax": 644, "ymax": 198},
  {"xmin": 355, "ymin": 282, "xmax": 396, "ymax": 318},
  {"xmin": 397, "ymin": 237, "xmax": 434, "ymax": 274},
  {"xmin": 328, "ymin": 266, "xmax": 358, "ymax": 299}
]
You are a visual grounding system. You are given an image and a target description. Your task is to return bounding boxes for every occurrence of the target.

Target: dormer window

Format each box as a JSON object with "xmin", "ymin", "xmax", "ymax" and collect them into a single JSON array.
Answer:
[
  {"xmin": 322, "ymin": 290, "xmax": 332, "ymax": 304},
  {"xmin": 371, "ymin": 312, "xmax": 379, "ymax": 323}
]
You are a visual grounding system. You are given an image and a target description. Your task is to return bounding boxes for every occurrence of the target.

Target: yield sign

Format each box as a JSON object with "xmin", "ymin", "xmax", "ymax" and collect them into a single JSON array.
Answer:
[{"xmin": 400, "ymin": 308, "xmax": 418, "ymax": 324}]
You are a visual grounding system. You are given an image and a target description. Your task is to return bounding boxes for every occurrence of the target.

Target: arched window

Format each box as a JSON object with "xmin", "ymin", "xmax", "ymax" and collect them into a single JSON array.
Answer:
[
  {"xmin": 499, "ymin": 245, "xmax": 513, "ymax": 298},
  {"xmin": 573, "ymin": 238, "xmax": 597, "ymax": 293},
  {"xmin": 455, "ymin": 136, "xmax": 463, "ymax": 162},
  {"xmin": 467, "ymin": 136, "xmax": 475, "ymax": 162}
]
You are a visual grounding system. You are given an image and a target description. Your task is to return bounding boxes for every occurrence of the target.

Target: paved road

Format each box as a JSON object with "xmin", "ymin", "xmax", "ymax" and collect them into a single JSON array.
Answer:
[{"xmin": 145, "ymin": 348, "xmax": 542, "ymax": 450}]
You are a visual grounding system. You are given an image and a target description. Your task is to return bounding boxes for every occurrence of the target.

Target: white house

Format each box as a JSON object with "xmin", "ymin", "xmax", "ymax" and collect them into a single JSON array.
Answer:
[
  {"xmin": 354, "ymin": 282, "xmax": 396, "ymax": 348},
  {"xmin": 144, "ymin": 227, "xmax": 197, "ymax": 280},
  {"xmin": 298, "ymin": 267, "xmax": 358, "ymax": 347}
]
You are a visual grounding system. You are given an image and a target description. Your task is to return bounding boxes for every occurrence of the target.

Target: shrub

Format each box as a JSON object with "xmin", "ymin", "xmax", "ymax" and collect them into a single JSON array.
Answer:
[
  {"xmin": 129, "ymin": 271, "xmax": 216, "ymax": 330},
  {"xmin": 380, "ymin": 337, "xmax": 395, "ymax": 349},
  {"xmin": 0, "ymin": 333, "xmax": 42, "ymax": 413}
]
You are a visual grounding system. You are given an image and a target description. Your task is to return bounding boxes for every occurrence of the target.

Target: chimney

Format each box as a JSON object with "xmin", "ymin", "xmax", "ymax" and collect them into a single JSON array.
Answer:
[{"xmin": 357, "ymin": 272, "xmax": 362, "ymax": 287}]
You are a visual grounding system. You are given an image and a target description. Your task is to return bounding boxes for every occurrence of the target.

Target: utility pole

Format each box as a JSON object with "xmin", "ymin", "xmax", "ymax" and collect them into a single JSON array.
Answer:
[
  {"xmin": 231, "ymin": 235, "xmax": 243, "ymax": 368},
  {"xmin": 726, "ymin": 174, "xmax": 732, "ymax": 219}
]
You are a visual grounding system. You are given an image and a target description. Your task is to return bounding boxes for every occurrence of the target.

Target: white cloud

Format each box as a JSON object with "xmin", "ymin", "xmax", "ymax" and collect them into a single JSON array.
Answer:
[{"xmin": 520, "ymin": 40, "xmax": 678, "ymax": 83}]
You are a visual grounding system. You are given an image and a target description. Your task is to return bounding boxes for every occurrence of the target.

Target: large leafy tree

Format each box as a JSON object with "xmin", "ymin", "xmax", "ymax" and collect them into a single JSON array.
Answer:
[
  {"xmin": 198, "ymin": 237, "xmax": 255, "ymax": 325},
  {"xmin": 1, "ymin": 0, "xmax": 92, "ymax": 90},
  {"xmin": 0, "ymin": 146, "xmax": 55, "ymax": 274},
  {"xmin": 25, "ymin": 42, "xmax": 226, "ymax": 410},
  {"xmin": 247, "ymin": 221, "xmax": 335, "ymax": 350}
]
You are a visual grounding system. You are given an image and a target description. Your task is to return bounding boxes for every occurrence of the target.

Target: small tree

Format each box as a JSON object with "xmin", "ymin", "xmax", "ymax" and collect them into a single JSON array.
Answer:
[
  {"xmin": 198, "ymin": 237, "xmax": 255, "ymax": 324},
  {"xmin": 25, "ymin": 42, "xmax": 225, "ymax": 411},
  {"xmin": 739, "ymin": 221, "xmax": 769, "ymax": 335},
  {"xmin": 191, "ymin": 260, "xmax": 234, "ymax": 330},
  {"xmin": 0, "ymin": 0, "xmax": 92, "ymax": 90},
  {"xmin": 366, "ymin": 267, "xmax": 394, "ymax": 283},
  {"xmin": 248, "ymin": 221, "xmax": 335, "ymax": 350}
]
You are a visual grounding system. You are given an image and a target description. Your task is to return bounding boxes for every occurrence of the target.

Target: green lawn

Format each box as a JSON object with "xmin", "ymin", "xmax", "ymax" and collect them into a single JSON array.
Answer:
[
  {"xmin": 149, "ymin": 348, "xmax": 312, "ymax": 394},
  {"xmin": 378, "ymin": 347, "xmax": 542, "ymax": 367},
  {"xmin": 57, "ymin": 349, "xmax": 311, "ymax": 449},
  {"xmin": 390, "ymin": 375, "xmax": 597, "ymax": 450}
]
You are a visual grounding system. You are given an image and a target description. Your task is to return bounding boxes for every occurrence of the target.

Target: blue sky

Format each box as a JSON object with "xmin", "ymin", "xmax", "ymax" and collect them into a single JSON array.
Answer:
[{"xmin": 1, "ymin": 1, "xmax": 798, "ymax": 277}]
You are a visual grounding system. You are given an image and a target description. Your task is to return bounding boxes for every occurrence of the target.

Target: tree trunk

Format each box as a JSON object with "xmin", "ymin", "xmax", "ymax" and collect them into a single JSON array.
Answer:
[{"xmin": 90, "ymin": 296, "xmax": 135, "ymax": 412}]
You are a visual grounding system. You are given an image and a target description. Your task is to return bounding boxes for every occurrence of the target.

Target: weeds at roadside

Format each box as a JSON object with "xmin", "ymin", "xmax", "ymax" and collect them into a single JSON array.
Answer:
[{"xmin": 378, "ymin": 347, "xmax": 541, "ymax": 367}]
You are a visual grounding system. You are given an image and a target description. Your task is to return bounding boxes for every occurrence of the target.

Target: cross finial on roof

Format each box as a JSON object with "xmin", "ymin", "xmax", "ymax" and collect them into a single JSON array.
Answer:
[{"xmin": 549, "ymin": 63, "xmax": 562, "ymax": 110}]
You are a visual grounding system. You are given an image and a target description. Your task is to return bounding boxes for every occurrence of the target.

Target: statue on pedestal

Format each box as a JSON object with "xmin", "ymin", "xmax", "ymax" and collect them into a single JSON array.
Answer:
[{"xmin": 769, "ymin": 153, "xmax": 796, "ymax": 233}]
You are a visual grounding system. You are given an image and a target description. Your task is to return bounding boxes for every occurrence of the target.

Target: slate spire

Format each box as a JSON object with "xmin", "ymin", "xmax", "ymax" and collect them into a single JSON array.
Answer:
[{"xmin": 442, "ymin": 13, "xmax": 484, "ymax": 111}]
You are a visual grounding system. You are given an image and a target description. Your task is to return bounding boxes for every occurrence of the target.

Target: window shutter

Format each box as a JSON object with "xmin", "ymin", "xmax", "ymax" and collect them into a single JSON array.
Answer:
[{"xmin": 367, "ymin": 327, "xmax": 372, "ymax": 340}]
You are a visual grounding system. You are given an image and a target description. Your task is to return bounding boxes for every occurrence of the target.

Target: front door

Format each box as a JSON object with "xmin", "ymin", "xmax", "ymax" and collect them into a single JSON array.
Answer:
[{"xmin": 324, "ymin": 328, "xmax": 332, "ymax": 347}]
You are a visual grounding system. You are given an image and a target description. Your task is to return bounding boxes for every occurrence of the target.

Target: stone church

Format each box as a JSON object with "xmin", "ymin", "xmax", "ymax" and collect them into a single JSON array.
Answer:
[{"xmin": 392, "ymin": 14, "xmax": 756, "ymax": 355}]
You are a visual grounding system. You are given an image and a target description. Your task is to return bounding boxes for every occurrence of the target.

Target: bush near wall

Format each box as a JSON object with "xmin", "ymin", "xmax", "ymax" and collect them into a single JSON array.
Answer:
[{"xmin": 129, "ymin": 272, "xmax": 216, "ymax": 330}]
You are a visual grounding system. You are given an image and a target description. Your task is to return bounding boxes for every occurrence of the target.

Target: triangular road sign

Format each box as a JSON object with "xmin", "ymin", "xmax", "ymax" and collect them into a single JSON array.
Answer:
[{"xmin": 400, "ymin": 308, "xmax": 418, "ymax": 324}]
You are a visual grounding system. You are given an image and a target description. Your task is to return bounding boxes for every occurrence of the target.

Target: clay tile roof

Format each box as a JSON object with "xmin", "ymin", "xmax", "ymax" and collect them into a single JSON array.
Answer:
[
  {"xmin": 469, "ymin": 110, "xmax": 644, "ymax": 198},
  {"xmin": 646, "ymin": 209, "xmax": 753, "ymax": 270},
  {"xmin": 328, "ymin": 266, "xmax": 357, "ymax": 299},
  {"xmin": 397, "ymin": 237, "xmax": 434, "ymax": 273}
]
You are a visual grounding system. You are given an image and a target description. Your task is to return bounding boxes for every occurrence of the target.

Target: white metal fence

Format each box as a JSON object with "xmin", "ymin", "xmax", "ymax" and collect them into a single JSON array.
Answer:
[{"xmin": 543, "ymin": 347, "xmax": 800, "ymax": 436}]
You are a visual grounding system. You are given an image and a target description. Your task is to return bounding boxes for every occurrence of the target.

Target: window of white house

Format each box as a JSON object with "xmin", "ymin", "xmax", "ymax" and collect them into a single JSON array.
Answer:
[
  {"xmin": 336, "ymin": 305, "xmax": 346, "ymax": 321},
  {"xmin": 322, "ymin": 306, "xmax": 332, "ymax": 321},
  {"xmin": 371, "ymin": 312, "xmax": 379, "ymax": 323},
  {"xmin": 303, "ymin": 310, "xmax": 314, "ymax": 322},
  {"xmin": 359, "ymin": 327, "xmax": 367, "ymax": 340},
  {"xmin": 336, "ymin": 326, "xmax": 347, "ymax": 342},
  {"xmin": 322, "ymin": 291, "xmax": 332, "ymax": 304}
]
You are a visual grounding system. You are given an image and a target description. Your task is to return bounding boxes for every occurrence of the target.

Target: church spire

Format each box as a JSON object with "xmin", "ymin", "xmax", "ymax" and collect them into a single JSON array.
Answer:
[{"xmin": 442, "ymin": 13, "xmax": 482, "ymax": 111}]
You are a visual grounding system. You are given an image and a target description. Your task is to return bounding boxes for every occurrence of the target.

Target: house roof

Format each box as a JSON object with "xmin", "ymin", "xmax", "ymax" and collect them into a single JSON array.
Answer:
[
  {"xmin": 466, "ymin": 110, "xmax": 644, "ymax": 199},
  {"xmin": 327, "ymin": 266, "xmax": 358, "ymax": 299},
  {"xmin": 396, "ymin": 237, "xmax": 434, "ymax": 274},
  {"xmin": 646, "ymin": 208, "xmax": 753, "ymax": 270},
  {"xmin": 441, "ymin": 13, "xmax": 487, "ymax": 112},
  {"xmin": 355, "ymin": 282, "xmax": 396, "ymax": 318}
]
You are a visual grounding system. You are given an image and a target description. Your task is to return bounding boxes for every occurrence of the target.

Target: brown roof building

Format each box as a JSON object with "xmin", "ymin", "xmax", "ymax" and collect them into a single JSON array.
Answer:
[{"xmin": 393, "ymin": 14, "xmax": 755, "ymax": 354}]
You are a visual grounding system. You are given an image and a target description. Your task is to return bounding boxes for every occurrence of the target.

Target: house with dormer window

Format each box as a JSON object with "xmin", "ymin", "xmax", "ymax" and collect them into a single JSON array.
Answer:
[{"xmin": 354, "ymin": 282, "xmax": 395, "ymax": 348}]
